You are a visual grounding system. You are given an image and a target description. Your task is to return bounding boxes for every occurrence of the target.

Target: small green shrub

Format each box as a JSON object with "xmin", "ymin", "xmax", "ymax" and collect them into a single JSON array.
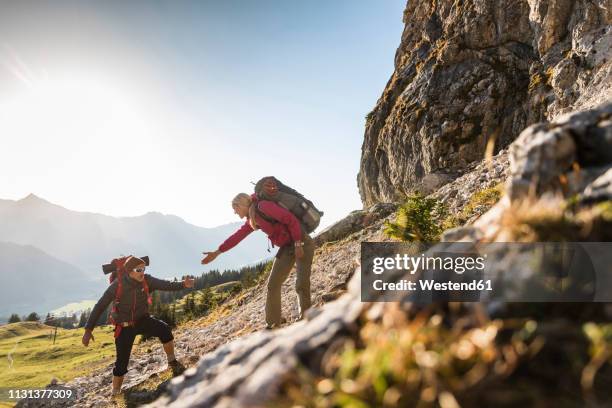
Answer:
[{"xmin": 384, "ymin": 193, "xmax": 448, "ymax": 242}]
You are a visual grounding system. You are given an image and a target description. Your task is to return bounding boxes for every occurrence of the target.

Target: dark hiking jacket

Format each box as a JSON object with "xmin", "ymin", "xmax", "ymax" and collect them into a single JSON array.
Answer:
[{"xmin": 85, "ymin": 274, "xmax": 183, "ymax": 330}]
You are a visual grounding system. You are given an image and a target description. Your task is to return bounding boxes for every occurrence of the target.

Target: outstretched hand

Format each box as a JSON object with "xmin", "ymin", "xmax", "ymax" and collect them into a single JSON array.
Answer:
[
  {"xmin": 82, "ymin": 330, "xmax": 94, "ymax": 347},
  {"xmin": 201, "ymin": 250, "xmax": 220, "ymax": 265},
  {"xmin": 183, "ymin": 277, "xmax": 195, "ymax": 288}
]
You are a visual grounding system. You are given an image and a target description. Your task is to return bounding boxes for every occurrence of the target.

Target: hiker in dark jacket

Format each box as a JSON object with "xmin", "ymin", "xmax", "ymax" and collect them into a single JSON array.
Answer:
[
  {"xmin": 82, "ymin": 256, "xmax": 194, "ymax": 396},
  {"xmin": 201, "ymin": 193, "xmax": 315, "ymax": 329}
]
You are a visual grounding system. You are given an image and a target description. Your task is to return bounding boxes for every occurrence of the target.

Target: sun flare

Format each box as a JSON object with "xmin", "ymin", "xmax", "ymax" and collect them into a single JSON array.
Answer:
[
  {"xmin": 0, "ymin": 73, "xmax": 163, "ymax": 208},
  {"xmin": 0, "ymin": 75, "xmax": 149, "ymax": 145}
]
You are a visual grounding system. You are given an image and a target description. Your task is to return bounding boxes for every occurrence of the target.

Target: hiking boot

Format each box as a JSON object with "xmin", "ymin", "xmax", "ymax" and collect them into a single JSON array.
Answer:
[
  {"xmin": 265, "ymin": 317, "xmax": 287, "ymax": 330},
  {"xmin": 168, "ymin": 359, "xmax": 186, "ymax": 376}
]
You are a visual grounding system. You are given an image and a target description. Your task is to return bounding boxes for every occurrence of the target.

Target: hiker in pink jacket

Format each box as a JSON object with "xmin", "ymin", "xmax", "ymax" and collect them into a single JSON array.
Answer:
[{"xmin": 201, "ymin": 193, "xmax": 315, "ymax": 328}]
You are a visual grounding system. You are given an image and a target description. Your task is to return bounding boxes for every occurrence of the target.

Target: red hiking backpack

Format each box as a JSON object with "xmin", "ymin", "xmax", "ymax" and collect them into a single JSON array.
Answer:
[{"xmin": 104, "ymin": 256, "xmax": 152, "ymax": 337}]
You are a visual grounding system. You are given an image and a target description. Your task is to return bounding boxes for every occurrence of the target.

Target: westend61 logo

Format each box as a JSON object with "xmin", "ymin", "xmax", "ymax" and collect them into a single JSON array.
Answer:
[{"xmin": 360, "ymin": 242, "xmax": 612, "ymax": 303}]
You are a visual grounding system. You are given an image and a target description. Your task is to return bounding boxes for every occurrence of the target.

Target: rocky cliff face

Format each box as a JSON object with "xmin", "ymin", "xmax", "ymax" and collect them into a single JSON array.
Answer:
[{"xmin": 358, "ymin": 0, "xmax": 611, "ymax": 206}]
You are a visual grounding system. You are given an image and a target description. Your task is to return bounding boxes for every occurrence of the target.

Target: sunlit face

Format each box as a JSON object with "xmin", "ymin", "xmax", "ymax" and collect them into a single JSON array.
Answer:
[
  {"xmin": 232, "ymin": 203, "xmax": 249, "ymax": 219},
  {"xmin": 128, "ymin": 263, "xmax": 146, "ymax": 282}
]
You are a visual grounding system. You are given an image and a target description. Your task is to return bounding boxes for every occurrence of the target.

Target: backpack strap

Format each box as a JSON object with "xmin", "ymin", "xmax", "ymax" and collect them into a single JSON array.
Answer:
[
  {"xmin": 109, "ymin": 256, "xmax": 131, "ymax": 337},
  {"xmin": 142, "ymin": 277, "xmax": 152, "ymax": 305},
  {"xmin": 249, "ymin": 201, "xmax": 277, "ymax": 251},
  {"xmin": 253, "ymin": 200, "xmax": 307, "ymax": 238},
  {"xmin": 114, "ymin": 258, "xmax": 127, "ymax": 305},
  {"xmin": 254, "ymin": 201, "xmax": 277, "ymax": 225}
]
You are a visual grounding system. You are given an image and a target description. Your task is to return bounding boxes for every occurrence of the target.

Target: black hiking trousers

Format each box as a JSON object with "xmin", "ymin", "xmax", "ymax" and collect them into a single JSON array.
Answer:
[{"xmin": 113, "ymin": 315, "xmax": 173, "ymax": 377}]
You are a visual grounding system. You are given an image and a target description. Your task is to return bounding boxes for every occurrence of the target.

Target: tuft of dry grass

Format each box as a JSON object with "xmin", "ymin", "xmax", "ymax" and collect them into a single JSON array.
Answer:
[
  {"xmin": 442, "ymin": 184, "xmax": 504, "ymax": 229},
  {"xmin": 528, "ymin": 73, "xmax": 545, "ymax": 93},
  {"xmin": 494, "ymin": 195, "xmax": 612, "ymax": 241}
]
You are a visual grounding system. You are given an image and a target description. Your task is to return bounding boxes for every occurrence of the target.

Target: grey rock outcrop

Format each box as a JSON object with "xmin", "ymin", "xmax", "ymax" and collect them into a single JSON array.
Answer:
[
  {"xmin": 430, "ymin": 149, "xmax": 509, "ymax": 215},
  {"xmin": 582, "ymin": 167, "xmax": 612, "ymax": 202},
  {"xmin": 358, "ymin": 0, "xmax": 611, "ymax": 207},
  {"xmin": 508, "ymin": 102, "xmax": 612, "ymax": 200},
  {"xmin": 446, "ymin": 102, "xmax": 612, "ymax": 243}
]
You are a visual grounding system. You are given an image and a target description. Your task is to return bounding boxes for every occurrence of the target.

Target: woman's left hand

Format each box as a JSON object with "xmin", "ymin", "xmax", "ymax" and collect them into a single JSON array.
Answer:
[{"xmin": 183, "ymin": 277, "xmax": 195, "ymax": 288}]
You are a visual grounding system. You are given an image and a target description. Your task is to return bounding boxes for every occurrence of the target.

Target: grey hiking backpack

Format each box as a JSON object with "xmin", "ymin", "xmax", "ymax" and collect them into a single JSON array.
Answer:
[{"xmin": 253, "ymin": 176, "xmax": 323, "ymax": 234}]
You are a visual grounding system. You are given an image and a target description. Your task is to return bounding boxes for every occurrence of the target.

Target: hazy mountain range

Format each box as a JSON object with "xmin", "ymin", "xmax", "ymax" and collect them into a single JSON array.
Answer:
[
  {"xmin": 0, "ymin": 241, "xmax": 96, "ymax": 317},
  {"xmin": 0, "ymin": 194, "xmax": 269, "ymax": 316}
]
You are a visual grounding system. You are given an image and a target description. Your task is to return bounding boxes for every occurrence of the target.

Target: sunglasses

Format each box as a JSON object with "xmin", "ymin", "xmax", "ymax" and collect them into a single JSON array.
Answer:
[{"xmin": 133, "ymin": 267, "xmax": 146, "ymax": 273}]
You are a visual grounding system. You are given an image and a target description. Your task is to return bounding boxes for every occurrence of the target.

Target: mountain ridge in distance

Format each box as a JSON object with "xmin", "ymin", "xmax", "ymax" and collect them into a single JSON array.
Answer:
[
  {"xmin": 0, "ymin": 194, "xmax": 269, "ymax": 310},
  {"xmin": 0, "ymin": 193, "xmax": 268, "ymax": 273}
]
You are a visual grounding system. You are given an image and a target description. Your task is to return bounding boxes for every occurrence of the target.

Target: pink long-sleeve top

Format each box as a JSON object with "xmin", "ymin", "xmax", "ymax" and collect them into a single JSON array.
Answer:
[{"xmin": 218, "ymin": 199, "xmax": 302, "ymax": 253}]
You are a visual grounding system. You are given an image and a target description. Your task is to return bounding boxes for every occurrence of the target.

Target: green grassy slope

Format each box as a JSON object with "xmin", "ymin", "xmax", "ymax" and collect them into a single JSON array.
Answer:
[{"xmin": 0, "ymin": 322, "xmax": 119, "ymax": 407}]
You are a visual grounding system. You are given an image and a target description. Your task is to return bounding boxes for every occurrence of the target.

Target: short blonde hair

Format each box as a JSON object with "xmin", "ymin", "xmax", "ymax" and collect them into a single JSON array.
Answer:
[
  {"xmin": 231, "ymin": 193, "xmax": 252, "ymax": 208},
  {"xmin": 232, "ymin": 193, "xmax": 259, "ymax": 229}
]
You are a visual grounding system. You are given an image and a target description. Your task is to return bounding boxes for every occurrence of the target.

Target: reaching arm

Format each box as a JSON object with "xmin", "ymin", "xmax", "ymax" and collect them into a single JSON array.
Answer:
[
  {"xmin": 217, "ymin": 221, "xmax": 254, "ymax": 253},
  {"xmin": 84, "ymin": 282, "xmax": 117, "ymax": 331},
  {"xmin": 146, "ymin": 274, "xmax": 186, "ymax": 291}
]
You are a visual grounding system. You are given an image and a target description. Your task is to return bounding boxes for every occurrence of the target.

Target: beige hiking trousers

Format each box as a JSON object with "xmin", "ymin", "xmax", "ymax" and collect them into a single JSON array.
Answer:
[{"xmin": 265, "ymin": 233, "xmax": 315, "ymax": 326}]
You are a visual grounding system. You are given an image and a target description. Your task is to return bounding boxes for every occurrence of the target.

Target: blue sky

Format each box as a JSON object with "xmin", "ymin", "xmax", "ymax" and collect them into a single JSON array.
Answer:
[{"xmin": 0, "ymin": 0, "xmax": 406, "ymax": 228}]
